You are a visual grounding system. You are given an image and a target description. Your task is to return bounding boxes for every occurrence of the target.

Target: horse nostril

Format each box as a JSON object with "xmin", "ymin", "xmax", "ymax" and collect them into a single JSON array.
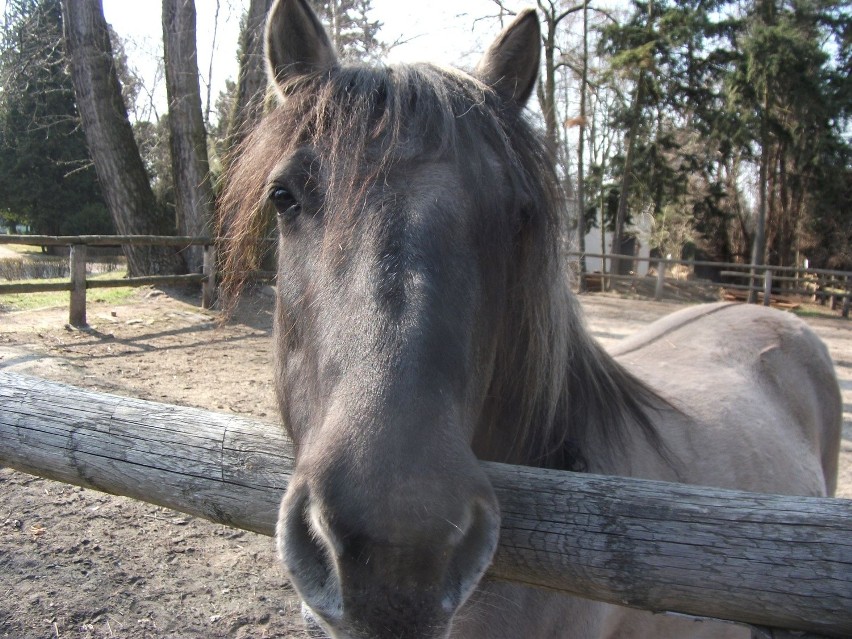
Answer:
[
  {"xmin": 278, "ymin": 483, "xmax": 500, "ymax": 637},
  {"xmin": 442, "ymin": 499, "xmax": 501, "ymax": 613},
  {"xmin": 277, "ymin": 488, "xmax": 343, "ymax": 623}
]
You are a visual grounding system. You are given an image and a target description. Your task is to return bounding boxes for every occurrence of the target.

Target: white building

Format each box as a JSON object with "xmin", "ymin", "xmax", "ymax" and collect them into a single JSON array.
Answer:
[{"xmin": 578, "ymin": 225, "xmax": 651, "ymax": 276}]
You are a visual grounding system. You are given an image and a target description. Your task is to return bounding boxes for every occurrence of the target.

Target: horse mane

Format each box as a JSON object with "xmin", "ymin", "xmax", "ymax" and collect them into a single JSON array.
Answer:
[{"xmin": 217, "ymin": 60, "xmax": 668, "ymax": 473}]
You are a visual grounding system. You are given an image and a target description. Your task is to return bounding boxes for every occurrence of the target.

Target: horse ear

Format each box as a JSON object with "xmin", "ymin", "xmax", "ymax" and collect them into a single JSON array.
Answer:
[
  {"xmin": 265, "ymin": 0, "xmax": 337, "ymax": 98},
  {"xmin": 474, "ymin": 9, "xmax": 541, "ymax": 108}
]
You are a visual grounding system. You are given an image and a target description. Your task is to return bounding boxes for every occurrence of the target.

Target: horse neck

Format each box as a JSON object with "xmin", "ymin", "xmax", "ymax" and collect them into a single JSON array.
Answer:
[{"xmin": 473, "ymin": 279, "xmax": 657, "ymax": 474}]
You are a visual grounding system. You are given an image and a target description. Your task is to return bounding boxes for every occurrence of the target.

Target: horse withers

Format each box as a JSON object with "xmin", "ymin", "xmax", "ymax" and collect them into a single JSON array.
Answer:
[{"xmin": 218, "ymin": 1, "xmax": 842, "ymax": 637}]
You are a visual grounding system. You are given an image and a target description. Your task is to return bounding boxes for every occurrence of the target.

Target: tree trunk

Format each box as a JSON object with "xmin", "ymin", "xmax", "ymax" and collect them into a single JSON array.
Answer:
[
  {"xmin": 225, "ymin": 0, "xmax": 273, "ymax": 154},
  {"xmin": 535, "ymin": 0, "xmax": 584, "ymax": 156},
  {"xmin": 162, "ymin": 0, "xmax": 214, "ymax": 273},
  {"xmin": 575, "ymin": 0, "xmax": 589, "ymax": 292},
  {"xmin": 539, "ymin": 11, "xmax": 558, "ymax": 155},
  {"xmin": 747, "ymin": 0, "xmax": 776, "ymax": 302},
  {"xmin": 612, "ymin": 70, "xmax": 644, "ymax": 275},
  {"xmin": 613, "ymin": 0, "xmax": 654, "ymax": 277},
  {"xmin": 60, "ymin": 0, "xmax": 184, "ymax": 276},
  {"xmin": 748, "ymin": 84, "xmax": 769, "ymax": 303}
]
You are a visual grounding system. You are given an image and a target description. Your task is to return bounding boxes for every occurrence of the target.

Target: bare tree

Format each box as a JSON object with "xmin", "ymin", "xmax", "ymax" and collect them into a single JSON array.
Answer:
[
  {"xmin": 575, "ymin": 0, "xmax": 589, "ymax": 289},
  {"xmin": 61, "ymin": 0, "xmax": 183, "ymax": 275},
  {"xmin": 162, "ymin": 0, "xmax": 214, "ymax": 273},
  {"xmin": 202, "ymin": 0, "xmax": 221, "ymax": 128},
  {"xmin": 535, "ymin": 0, "xmax": 584, "ymax": 154},
  {"xmin": 224, "ymin": 0, "xmax": 385, "ymax": 156}
]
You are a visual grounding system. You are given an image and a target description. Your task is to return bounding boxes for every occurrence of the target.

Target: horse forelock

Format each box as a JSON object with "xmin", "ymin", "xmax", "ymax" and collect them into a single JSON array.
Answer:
[
  {"xmin": 217, "ymin": 59, "xmax": 666, "ymax": 472},
  {"xmin": 218, "ymin": 62, "xmax": 534, "ymax": 298}
]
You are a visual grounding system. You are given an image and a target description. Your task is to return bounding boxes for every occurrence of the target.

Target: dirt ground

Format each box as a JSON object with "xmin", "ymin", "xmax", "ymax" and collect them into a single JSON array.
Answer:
[{"xmin": 1, "ymin": 287, "xmax": 850, "ymax": 639}]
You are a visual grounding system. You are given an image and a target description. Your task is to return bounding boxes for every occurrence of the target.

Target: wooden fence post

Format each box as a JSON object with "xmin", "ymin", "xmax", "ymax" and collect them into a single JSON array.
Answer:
[
  {"xmin": 747, "ymin": 267, "xmax": 758, "ymax": 304},
  {"xmin": 655, "ymin": 260, "xmax": 666, "ymax": 301},
  {"xmin": 763, "ymin": 268, "xmax": 773, "ymax": 307},
  {"xmin": 69, "ymin": 243, "xmax": 87, "ymax": 327},
  {"xmin": 842, "ymin": 276, "xmax": 850, "ymax": 319},
  {"xmin": 202, "ymin": 243, "xmax": 217, "ymax": 309}
]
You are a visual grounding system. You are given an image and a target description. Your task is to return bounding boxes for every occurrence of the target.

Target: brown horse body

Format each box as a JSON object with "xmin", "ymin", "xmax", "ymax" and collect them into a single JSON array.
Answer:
[{"xmin": 219, "ymin": 2, "xmax": 841, "ymax": 637}]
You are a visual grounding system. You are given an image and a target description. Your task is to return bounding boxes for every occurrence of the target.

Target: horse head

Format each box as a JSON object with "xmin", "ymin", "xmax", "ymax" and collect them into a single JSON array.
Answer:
[{"xmin": 222, "ymin": 1, "xmax": 553, "ymax": 636}]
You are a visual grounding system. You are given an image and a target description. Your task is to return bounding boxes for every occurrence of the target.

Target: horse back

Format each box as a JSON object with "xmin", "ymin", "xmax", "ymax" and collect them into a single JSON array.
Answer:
[{"xmin": 610, "ymin": 302, "xmax": 842, "ymax": 497}]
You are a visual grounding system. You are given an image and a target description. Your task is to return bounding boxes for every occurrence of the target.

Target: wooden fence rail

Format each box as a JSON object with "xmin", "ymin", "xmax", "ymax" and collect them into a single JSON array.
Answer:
[
  {"xmin": 0, "ymin": 235, "xmax": 216, "ymax": 326},
  {"xmin": 5, "ymin": 238, "xmax": 852, "ymax": 323},
  {"xmin": 0, "ymin": 371, "xmax": 849, "ymax": 638}
]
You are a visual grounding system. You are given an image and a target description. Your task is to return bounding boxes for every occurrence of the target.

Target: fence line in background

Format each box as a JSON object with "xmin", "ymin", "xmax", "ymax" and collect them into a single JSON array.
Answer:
[
  {"xmin": 570, "ymin": 251, "xmax": 852, "ymax": 317},
  {"xmin": 0, "ymin": 235, "xmax": 215, "ymax": 326},
  {"xmin": 3, "ymin": 238, "xmax": 852, "ymax": 324}
]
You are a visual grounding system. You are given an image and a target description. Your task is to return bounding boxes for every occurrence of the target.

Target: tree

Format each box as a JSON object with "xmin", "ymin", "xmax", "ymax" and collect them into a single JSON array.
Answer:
[
  {"xmin": 599, "ymin": 0, "xmax": 851, "ymax": 277},
  {"xmin": 310, "ymin": 0, "xmax": 384, "ymax": 61},
  {"xmin": 536, "ymin": 0, "xmax": 583, "ymax": 156},
  {"xmin": 602, "ymin": 1, "xmax": 736, "ymax": 266},
  {"xmin": 726, "ymin": 0, "xmax": 851, "ymax": 272},
  {"xmin": 489, "ymin": 0, "xmax": 587, "ymax": 262},
  {"xmin": 600, "ymin": 0, "xmax": 659, "ymax": 274},
  {"xmin": 486, "ymin": 0, "xmax": 583, "ymax": 155},
  {"xmin": 575, "ymin": 0, "xmax": 590, "ymax": 289},
  {"xmin": 61, "ymin": 0, "xmax": 183, "ymax": 275},
  {"xmin": 224, "ymin": 0, "xmax": 272, "ymax": 154},
  {"xmin": 0, "ymin": 0, "xmax": 112, "ymax": 235},
  {"xmin": 585, "ymin": 77, "xmax": 623, "ymax": 280},
  {"xmin": 106, "ymin": 28, "xmax": 174, "ymax": 222},
  {"xmin": 162, "ymin": 0, "xmax": 214, "ymax": 273},
  {"xmin": 223, "ymin": 0, "xmax": 385, "ymax": 159}
]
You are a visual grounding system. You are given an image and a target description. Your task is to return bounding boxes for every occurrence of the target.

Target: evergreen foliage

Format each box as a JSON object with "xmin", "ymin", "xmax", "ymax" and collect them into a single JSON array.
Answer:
[
  {"xmin": 598, "ymin": 0, "xmax": 851, "ymax": 268},
  {"xmin": 1, "ymin": 0, "xmax": 847, "ymax": 270},
  {"xmin": 0, "ymin": 0, "xmax": 112, "ymax": 235}
]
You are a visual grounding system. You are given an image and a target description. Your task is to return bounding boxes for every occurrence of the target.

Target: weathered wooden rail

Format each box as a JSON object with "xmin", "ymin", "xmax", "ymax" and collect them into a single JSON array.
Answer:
[
  {"xmin": 0, "ymin": 235, "xmax": 216, "ymax": 326},
  {"xmin": 0, "ymin": 371, "xmax": 849, "ymax": 637}
]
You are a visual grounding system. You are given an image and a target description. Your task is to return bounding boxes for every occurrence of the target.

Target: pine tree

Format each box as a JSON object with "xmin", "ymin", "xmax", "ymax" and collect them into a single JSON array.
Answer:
[
  {"xmin": 728, "ymin": 0, "xmax": 852, "ymax": 270},
  {"xmin": 0, "ymin": 0, "xmax": 113, "ymax": 235}
]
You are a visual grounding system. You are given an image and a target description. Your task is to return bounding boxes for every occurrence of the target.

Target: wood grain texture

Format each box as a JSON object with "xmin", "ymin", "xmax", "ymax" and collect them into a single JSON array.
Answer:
[
  {"xmin": 0, "ymin": 371, "xmax": 849, "ymax": 637},
  {"xmin": 69, "ymin": 244, "xmax": 87, "ymax": 326}
]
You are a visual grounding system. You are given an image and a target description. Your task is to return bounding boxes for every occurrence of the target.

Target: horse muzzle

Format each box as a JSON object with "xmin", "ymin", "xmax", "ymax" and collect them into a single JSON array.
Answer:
[{"xmin": 277, "ymin": 469, "xmax": 500, "ymax": 639}]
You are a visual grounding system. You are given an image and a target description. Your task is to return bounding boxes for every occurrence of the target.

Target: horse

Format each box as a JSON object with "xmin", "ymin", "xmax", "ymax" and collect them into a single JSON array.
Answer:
[{"xmin": 217, "ymin": 1, "xmax": 842, "ymax": 637}]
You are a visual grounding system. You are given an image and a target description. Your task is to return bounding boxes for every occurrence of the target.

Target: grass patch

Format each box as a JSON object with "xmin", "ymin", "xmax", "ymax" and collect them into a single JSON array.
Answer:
[
  {"xmin": 792, "ymin": 306, "xmax": 845, "ymax": 320},
  {"xmin": 0, "ymin": 252, "xmax": 124, "ymax": 280},
  {"xmin": 0, "ymin": 256, "xmax": 68, "ymax": 280},
  {"xmin": 1, "ymin": 243, "xmax": 47, "ymax": 256},
  {"xmin": 0, "ymin": 270, "xmax": 137, "ymax": 312}
]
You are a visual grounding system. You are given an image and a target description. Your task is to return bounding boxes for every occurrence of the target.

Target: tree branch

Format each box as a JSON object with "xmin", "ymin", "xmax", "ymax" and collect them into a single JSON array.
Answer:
[{"xmin": 555, "ymin": 2, "xmax": 586, "ymax": 26}]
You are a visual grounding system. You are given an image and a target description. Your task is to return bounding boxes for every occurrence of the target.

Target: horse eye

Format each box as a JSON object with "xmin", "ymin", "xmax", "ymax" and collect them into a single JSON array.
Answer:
[{"xmin": 269, "ymin": 187, "xmax": 300, "ymax": 218}]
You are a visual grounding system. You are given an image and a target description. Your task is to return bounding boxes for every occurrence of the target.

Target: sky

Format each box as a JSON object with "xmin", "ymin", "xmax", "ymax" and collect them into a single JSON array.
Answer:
[{"xmin": 100, "ymin": 0, "xmax": 522, "ymax": 122}]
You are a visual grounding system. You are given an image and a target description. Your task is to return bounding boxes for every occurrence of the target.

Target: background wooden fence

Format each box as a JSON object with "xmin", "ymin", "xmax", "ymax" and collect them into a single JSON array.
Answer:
[
  {"xmin": 0, "ymin": 234, "xmax": 216, "ymax": 326},
  {"xmin": 570, "ymin": 251, "xmax": 852, "ymax": 316},
  {"xmin": 3, "ymin": 236, "xmax": 851, "ymax": 326},
  {"xmin": 1, "ymin": 371, "xmax": 849, "ymax": 638}
]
